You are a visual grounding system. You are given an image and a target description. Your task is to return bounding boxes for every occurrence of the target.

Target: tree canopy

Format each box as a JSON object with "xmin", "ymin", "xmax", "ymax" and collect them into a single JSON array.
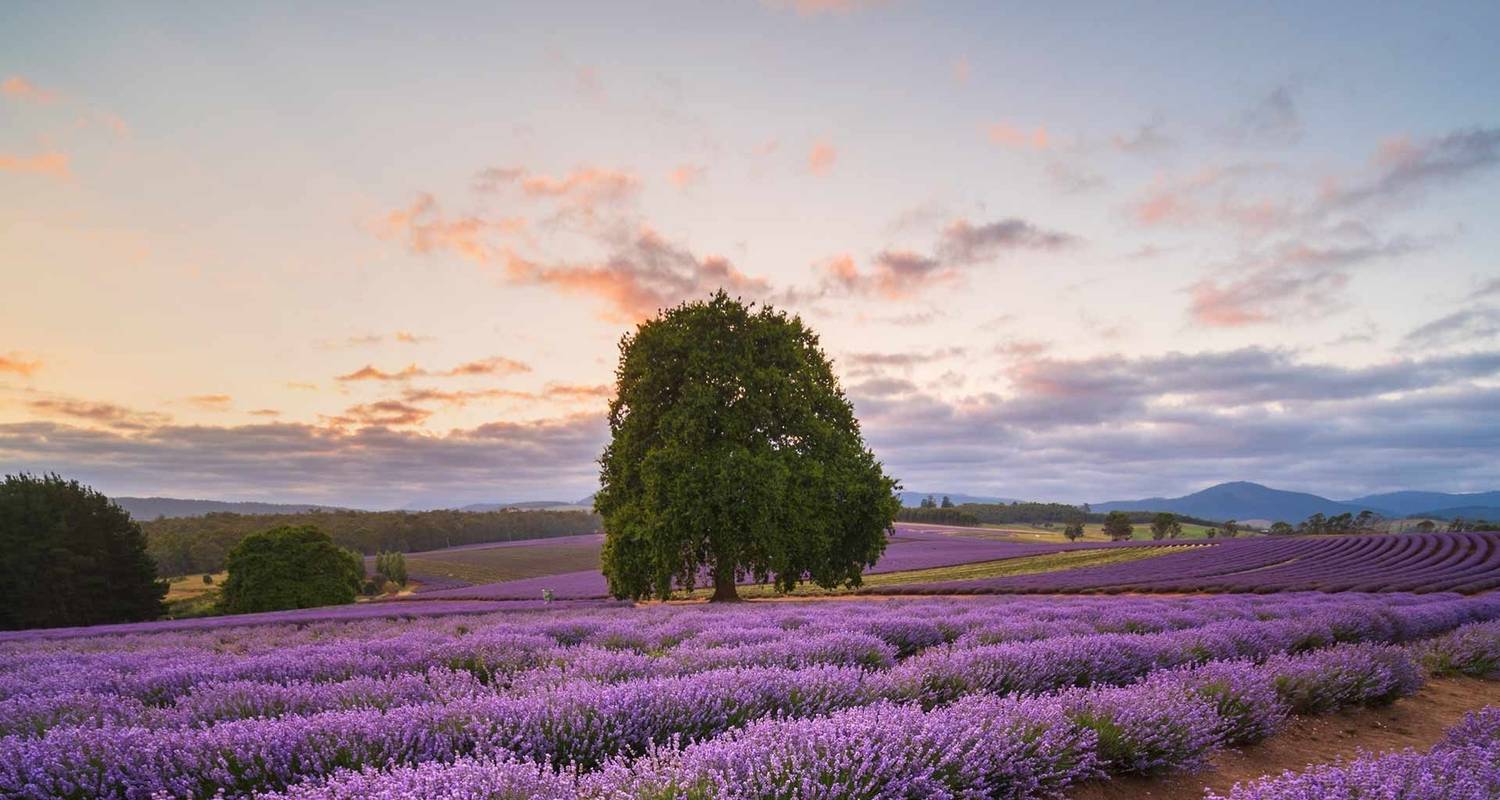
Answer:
[
  {"xmin": 596, "ymin": 293, "xmax": 900, "ymax": 601},
  {"xmin": 0, "ymin": 473, "xmax": 167, "ymax": 630},
  {"xmin": 218, "ymin": 525, "xmax": 364, "ymax": 614},
  {"xmin": 1149, "ymin": 512, "xmax": 1181, "ymax": 540},
  {"xmin": 1102, "ymin": 511, "xmax": 1135, "ymax": 541}
]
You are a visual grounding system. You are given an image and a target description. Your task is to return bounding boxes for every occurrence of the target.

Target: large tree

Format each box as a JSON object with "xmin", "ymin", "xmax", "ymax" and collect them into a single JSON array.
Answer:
[
  {"xmin": 1102, "ymin": 511, "xmax": 1135, "ymax": 542},
  {"xmin": 218, "ymin": 525, "xmax": 364, "ymax": 614},
  {"xmin": 1149, "ymin": 512, "xmax": 1181, "ymax": 540},
  {"xmin": 0, "ymin": 473, "xmax": 167, "ymax": 630},
  {"xmin": 596, "ymin": 292, "xmax": 900, "ymax": 601}
]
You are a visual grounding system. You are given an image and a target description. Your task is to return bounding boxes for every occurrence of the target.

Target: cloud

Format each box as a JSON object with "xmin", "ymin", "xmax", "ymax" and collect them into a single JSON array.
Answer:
[
  {"xmin": 0, "ymin": 414, "xmax": 609, "ymax": 508},
  {"xmin": 320, "ymin": 331, "xmax": 432, "ymax": 349},
  {"xmin": 987, "ymin": 123, "xmax": 1049, "ymax": 150},
  {"xmin": 337, "ymin": 356, "xmax": 530, "ymax": 382},
  {"xmin": 842, "ymin": 346, "xmax": 1500, "ymax": 500},
  {"xmin": 1325, "ymin": 127, "xmax": 1500, "ymax": 210},
  {"xmin": 475, "ymin": 165, "xmax": 641, "ymax": 218},
  {"xmin": 326, "ymin": 400, "xmax": 433, "ymax": 428},
  {"xmin": 812, "ymin": 251, "xmax": 949, "ymax": 300},
  {"xmin": 1229, "ymin": 85, "xmax": 1302, "ymax": 145},
  {"xmin": 185, "ymin": 394, "xmax": 232, "ymax": 411},
  {"xmin": 807, "ymin": 141, "xmax": 837, "ymax": 176},
  {"xmin": 25, "ymin": 398, "xmax": 171, "ymax": 431},
  {"xmin": 1111, "ymin": 118, "xmax": 1173, "ymax": 155},
  {"xmin": 505, "ymin": 226, "xmax": 769, "ymax": 321},
  {"xmin": 0, "ymin": 151, "xmax": 69, "ymax": 178},
  {"xmin": 1045, "ymin": 160, "xmax": 1106, "ymax": 193},
  {"xmin": 667, "ymin": 163, "xmax": 706, "ymax": 188},
  {"xmin": 1128, "ymin": 166, "xmax": 1294, "ymax": 232},
  {"xmin": 1474, "ymin": 278, "xmax": 1500, "ymax": 300},
  {"xmin": 376, "ymin": 193, "xmax": 525, "ymax": 264},
  {"xmin": 764, "ymin": 0, "xmax": 889, "ymax": 16},
  {"xmin": 936, "ymin": 218, "xmax": 1078, "ymax": 264},
  {"xmin": 1403, "ymin": 307, "xmax": 1500, "ymax": 350},
  {"xmin": 0, "ymin": 353, "xmax": 41, "ymax": 376},
  {"xmin": 842, "ymin": 347, "xmax": 966, "ymax": 369},
  {"xmin": 1188, "ymin": 230, "xmax": 1425, "ymax": 327},
  {"xmin": 1, "ymin": 75, "xmax": 56, "ymax": 104},
  {"xmin": 248, "ymin": 409, "xmax": 281, "ymax": 417}
]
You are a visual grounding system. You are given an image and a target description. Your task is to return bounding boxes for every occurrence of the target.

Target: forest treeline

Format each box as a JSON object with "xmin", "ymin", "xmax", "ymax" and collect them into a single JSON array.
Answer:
[
  {"xmin": 144, "ymin": 508, "xmax": 602, "ymax": 576},
  {"xmin": 897, "ymin": 502, "xmax": 1217, "ymax": 528}
]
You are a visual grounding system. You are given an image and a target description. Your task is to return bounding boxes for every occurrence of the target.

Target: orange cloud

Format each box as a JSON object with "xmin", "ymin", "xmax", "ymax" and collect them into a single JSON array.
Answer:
[
  {"xmin": 0, "ymin": 353, "xmax": 41, "ymax": 376},
  {"xmin": 2, "ymin": 76, "xmax": 57, "ymax": 104},
  {"xmin": 808, "ymin": 141, "xmax": 837, "ymax": 176},
  {"xmin": 0, "ymin": 151, "xmax": 69, "ymax": 178},
  {"xmin": 186, "ymin": 394, "xmax": 233, "ymax": 410},
  {"xmin": 326, "ymin": 400, "xmax": 432, "ymax": 428},
  {"xmin": 377, "ymin": 193, "xmax": 525, "ymax": 264},
  {"xmin": 337, "ymin": 357, "xmax": 530, "ymax": 382},
  {"xmin": 394, "ymin": 331, "xmax": 428, "ymax": 344},
  {"xmin": 668, "ymin": 163, "xmax": 705, "ymax": 188},
  {"xmin": 815, "ymin": 251, "xmax": 953, "ymax": 300},
  {"xmin": 27, "ymin": 398, "xmax": 170, "ymax": 430},
  {"xmin": 952, "ymin": 57, "xmax": 971, "ymax": 84},
  {"xmin": 504, "ymin": 227, "xmax": 769, "ymax": 321},
  {"xmin": 987, "ymin": 123, "xmax": 1049, "ymax": 150},
  {"xmin": 248, "ymin": 408, "xmax": 281, "ymax": 417}
]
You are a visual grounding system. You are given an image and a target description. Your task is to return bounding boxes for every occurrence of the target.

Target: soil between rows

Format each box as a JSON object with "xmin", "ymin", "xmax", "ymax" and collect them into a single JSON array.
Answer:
[{"xmin": 1069, "ymin": 675, "xmax": 1500, "ymax": 800}]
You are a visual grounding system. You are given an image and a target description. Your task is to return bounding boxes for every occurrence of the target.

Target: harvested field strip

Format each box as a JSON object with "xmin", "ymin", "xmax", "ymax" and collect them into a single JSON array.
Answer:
[
  {"xmin": 404, "ymin": 540, "xmax": 604, "ymax": 586},
  {"xmin": 1069, "ymin": 676, "xmax": 1500, "ymax": 800},
  {"xmin": 696, "ymin": 545, "xmax": 1184, "ymax": 598}
]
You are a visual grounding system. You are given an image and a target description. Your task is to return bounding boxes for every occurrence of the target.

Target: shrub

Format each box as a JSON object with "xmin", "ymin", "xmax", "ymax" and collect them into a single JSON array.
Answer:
[{"xmin": 219, "ymin": 526, "xmax": 364, "ymax": 614}]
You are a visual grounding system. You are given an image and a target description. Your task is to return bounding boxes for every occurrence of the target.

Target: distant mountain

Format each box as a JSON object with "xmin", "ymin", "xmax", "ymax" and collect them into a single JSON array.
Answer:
[
  {"xmin": 899, "ymin": 491, "xmax": 1017, "ymax": 507},
  {"xmin": 1091, "ymin": 482, "xmax": 1382, "ymax": 523},
  {"xmin": 456, "ymin": 501, "xmax": 589, "ymax": 512},
  {"xmin": 1411, "ymin": 505, "xmax": 1500, "ymax": 521},
  {"xmin": 114, "ymin": 497, "xmax": 351, "ymax": 520},
  {"xmin": 1347, "ymin": 491, "xmax": 1500, "ymax": 517}
]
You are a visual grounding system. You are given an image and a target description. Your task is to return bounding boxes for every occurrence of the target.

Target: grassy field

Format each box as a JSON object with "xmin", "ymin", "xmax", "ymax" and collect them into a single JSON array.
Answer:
[
  {"xmin": 163, "ymin": 572, "xmax": 225, "ymax": 617},
  {"xmin": 980, "ymin": 521, "xmax": 1230, "ymax": 543},
  {"xmin": 404, "ymin": 539, "xmax": 604, "ymax": 586},
  {"xmin": 688, "ymin": 545, "xmax": 1184, "ymax": 599}
]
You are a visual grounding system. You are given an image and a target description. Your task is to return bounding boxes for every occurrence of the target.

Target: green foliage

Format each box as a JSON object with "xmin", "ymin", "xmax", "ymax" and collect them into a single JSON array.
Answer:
[
  {"xmin": 201, "ymin": 573, "xmax": 214, "ymax": 585},
  {"xmin": 218, "ymin": 525, "xmax": 364, "ymax": 614},
  {"xmin": 1149, "ymin": 512, "xmax": 1181, "ymax": 540},
  {"xmin": 1222, "ymin": 519, "xmax": 1240, "ymax": 538},
  {"xmin": 939, "ymin": 495, "xmax": 954, "ymax": 508},
  {"xmin": 895, "ymin": 507, "xmax": 980, "ymax": 526},
  {"xmin": 596, "ymin": 292, "xmax": 900, "ymax": 601},
  {"xmin": 144, "ymin": 508, "xmax": 598, "ymax": 576},
  {"xmin": 1102, "ymin": 511, "xmax": 1135, "ymax": 541},
  {"xmin": 0, "ymin": 473, "xmax": 167, "ymax": 630},
  {"xmin": 1062, "ymin": 522, "xmax": 1086, "ymax": 541},
  {"xmin": 374, "ymin": 550, "xmax": 408, "ymax": 585},
  {"xmin": 1268, "ymin": 521, "xmax": 1295, "ymax": 536}
]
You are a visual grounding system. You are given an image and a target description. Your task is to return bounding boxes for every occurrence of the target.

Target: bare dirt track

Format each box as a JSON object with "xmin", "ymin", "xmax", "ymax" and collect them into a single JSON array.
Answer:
[{"xmin": 1069, "ymin": 676, "xmax": 1500, "ymax": 800}]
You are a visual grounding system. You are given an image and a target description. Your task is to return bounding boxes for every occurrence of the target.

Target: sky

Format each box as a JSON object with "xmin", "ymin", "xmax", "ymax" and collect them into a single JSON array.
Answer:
[{"xmin": 2, "ymin": 1, "xmax": 1498, "ymax": 508}]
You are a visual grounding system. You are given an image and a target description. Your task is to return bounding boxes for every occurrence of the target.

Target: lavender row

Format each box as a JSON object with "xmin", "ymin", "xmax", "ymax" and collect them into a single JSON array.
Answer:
[
  {"xmin": 3, "ymin": 596, "xmax": 1492, "ymax": 740},
  {"xmin": 258, "ymin": 642, "xmax": 1423, "ymax": 800},
  {"xmin": 1207, "ymin": 707, "xmax": 1500, "ymax": 800},
  {"xmin": 0, "ymin": 612, "xmax": 1459, "ymax": 798},
  {"xmin": 877, "ymin": 532, "xmax": 1500, "ymax": 595}
]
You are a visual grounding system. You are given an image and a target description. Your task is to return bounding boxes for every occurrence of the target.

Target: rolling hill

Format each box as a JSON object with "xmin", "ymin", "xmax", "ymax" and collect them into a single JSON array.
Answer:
[
  {"xmin": 114, "ymin": 497, "xmax": 351, "ymax": 520},
  {"xmin": 1090, "ymin": 482, "xmax": 1380, "ymax": 523}
]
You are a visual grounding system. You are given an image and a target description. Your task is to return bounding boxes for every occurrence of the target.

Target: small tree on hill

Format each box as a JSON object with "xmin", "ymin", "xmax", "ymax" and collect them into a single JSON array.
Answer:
[
  {"xmin": 1102, "ymin": 511, "xmax": 1134, "ymax": 541},
  {"xmin": 1268, "ymin": 521, "xmax": 1294, "ymax": 536},
  {"xmin": 0, "ymin": 473, "xmax": 167, "ymax": 630},
  {"xmin": 219, "ymin": 525, "xmax": 364, "ymax": 614},
  {"xmin": 596, "ymin": 293, "xmax": 900, "ymax": 601},
  {"xmin": 375, "ymin": 551, "xmax": 408, "ymax": 586},
  {"xmin": 1415, "ymin": 520, "xmax": 1437, "ymax": 533},
  {"xmin": 920, "ymin": 495, "xmax": 937, "ymax": 509},
  {"xmin": 1063, "ymin": 522, "xmax": 1085, "ymax": 541},
  {"xmin": 940, "ymin": 496, "xmax": 954, "ymax": 508},
  {"xmin": 1149, "ymin": 512, "xmax": 1181, "ymax": 541},
  {"xmin": 1222, "ymin": 519, "xmax": 1240, "ymax": 538}
]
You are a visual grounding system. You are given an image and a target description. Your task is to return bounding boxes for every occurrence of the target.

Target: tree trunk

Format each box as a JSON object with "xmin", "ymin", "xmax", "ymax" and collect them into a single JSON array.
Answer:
[{"xmin": 710, "ymin": 562, "xmax": 741, "ymax": 602}]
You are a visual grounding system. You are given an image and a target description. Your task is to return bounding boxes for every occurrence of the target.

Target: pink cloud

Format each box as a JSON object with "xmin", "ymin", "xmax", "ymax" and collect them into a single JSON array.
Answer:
[
  {"xmin": 0, "ymin": 353, "xmax": 42, "ymax": 376},
  {"xmin": 987, "ymin": 123, "xmax": 1049, "ymax": 150},
  {"xmin": 0, "ymin": 151, "xmax": 69, "ymax": 178},
  {"xmin": 667, "ymin": 163, "xmax": 706, "ymax": 188},
  {"xmin": 377, "ymin": 193, "xmax": 525, "ymax": 264},
  {"xmin": 2, "ymin": 76, "xmax": 57, "ymax": 104},
  {"xmin": 808, "ymin": 141, "xmax": 837, "ymax": 175}
]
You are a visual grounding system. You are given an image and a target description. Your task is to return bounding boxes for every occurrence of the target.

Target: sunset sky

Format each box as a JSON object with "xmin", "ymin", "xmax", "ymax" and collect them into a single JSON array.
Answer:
[{"xmin": 3, "ymin": 1, "xmax": 1498, "ymax": 508}]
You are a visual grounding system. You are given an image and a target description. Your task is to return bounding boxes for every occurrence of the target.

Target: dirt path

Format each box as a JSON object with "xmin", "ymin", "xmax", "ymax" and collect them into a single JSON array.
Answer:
[{"xmin": 1070, "ymin": 676, "xmax": 1500, "ymax": 800}]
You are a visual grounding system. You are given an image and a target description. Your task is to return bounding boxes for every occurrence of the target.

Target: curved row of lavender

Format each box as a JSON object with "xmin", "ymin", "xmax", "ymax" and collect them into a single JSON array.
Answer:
[
  {"xmin": 877, "ymin": 532, "xmax": 1500, "ymax": 595},
  {"xmin": 1208, "ymin": 705, "xmax": 1500, "ymax": 800},
  {"xmin": 1, "ymin": 594, "xmax": 1498, "ymax": 798}
]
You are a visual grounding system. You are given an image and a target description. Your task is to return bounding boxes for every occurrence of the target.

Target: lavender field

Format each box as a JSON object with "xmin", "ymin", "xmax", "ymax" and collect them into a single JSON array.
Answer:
[{"xmin": 3, "ymin": 592, "xmax": 1500, "ymax": 799}]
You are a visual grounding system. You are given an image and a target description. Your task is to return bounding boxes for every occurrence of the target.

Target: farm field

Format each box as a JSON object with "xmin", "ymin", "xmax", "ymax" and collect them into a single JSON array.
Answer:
[
  {"xmin": 873, "ymin": 532, "xmax": 1500, "ymax": 596},
  {"xmin": 2, "ymin": 593, "xmax": 1498, "ymax": 799},
  {"xmin": 990, "ymin": 521, "xmax": 1225, "ymax": 541}
]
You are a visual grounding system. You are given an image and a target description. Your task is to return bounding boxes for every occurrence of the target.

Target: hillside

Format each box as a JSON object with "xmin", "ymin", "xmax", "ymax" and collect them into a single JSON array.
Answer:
[
  {"xmin": 1091, "ymin": 482, "xmax": 1380, "ymax": 523},
  {"xmin": 1349, "ymin": 490, "xmax": 1500, "ymax": 516},
  {"xmin": 115, "ymin": 497, "xmax": 352, "ymax": 519}
]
